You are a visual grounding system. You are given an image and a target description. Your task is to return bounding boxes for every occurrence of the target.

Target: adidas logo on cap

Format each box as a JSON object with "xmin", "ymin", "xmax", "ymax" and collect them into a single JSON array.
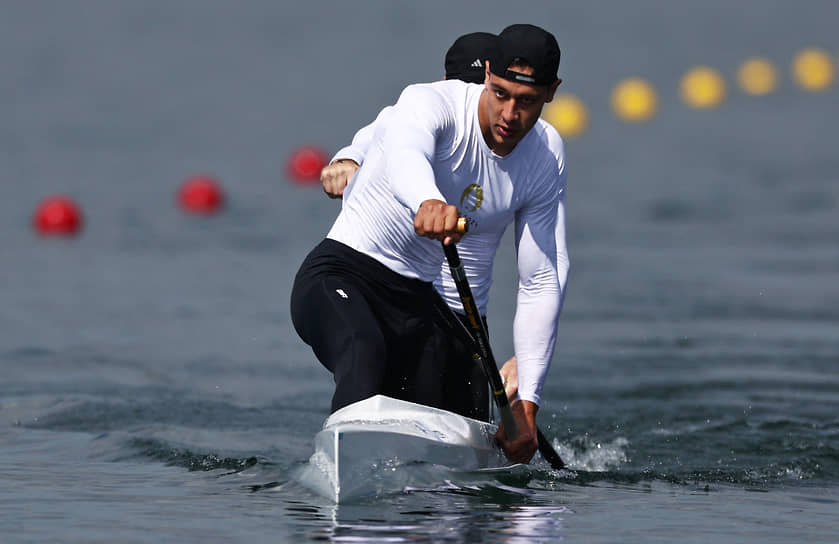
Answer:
[{"xmin": 470, "ymin": 58, "xmax": 483, "ymax": 68}]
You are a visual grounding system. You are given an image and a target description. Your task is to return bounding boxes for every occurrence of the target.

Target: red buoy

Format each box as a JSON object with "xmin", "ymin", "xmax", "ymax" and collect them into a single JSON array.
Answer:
[
  {"xmin": 287, "ymin": 146, "xmax": 329, "ymax": 184},
  {"xmin": 178, "ymin": 175, "xmax": 224, "ymax": 215},
  {"xmin": 33, "ymin": 195, "xmax": 83, "ymax": 236}
]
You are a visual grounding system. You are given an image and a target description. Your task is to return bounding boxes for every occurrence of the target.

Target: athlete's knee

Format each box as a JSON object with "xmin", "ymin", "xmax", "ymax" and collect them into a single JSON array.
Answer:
[{"xmin": 289, "ymin": 276, "xmax": 317, "ymax": 343}]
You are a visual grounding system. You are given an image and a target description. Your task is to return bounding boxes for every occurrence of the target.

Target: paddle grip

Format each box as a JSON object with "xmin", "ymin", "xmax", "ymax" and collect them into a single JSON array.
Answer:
[{"xmin": 456, "ymin": 216, "xmax": 468, "ymax": 234}]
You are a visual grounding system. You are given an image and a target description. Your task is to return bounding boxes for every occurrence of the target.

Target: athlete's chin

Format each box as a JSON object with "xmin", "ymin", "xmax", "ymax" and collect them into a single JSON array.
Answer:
[{"xmin": 493, "ymin": 130, "xmax": 522, "ymax": 150}]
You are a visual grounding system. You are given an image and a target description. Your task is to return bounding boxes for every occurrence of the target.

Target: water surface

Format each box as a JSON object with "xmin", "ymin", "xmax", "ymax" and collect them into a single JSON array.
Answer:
[{"xmin": 1, "ymin": 1, "xmax": 838, "ymax": 542}]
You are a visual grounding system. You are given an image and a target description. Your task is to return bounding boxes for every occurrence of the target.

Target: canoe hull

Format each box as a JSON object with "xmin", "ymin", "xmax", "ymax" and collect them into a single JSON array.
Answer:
[{"xmin": 297, "ymin": 395, "xmax": 505, "ymax": 502}]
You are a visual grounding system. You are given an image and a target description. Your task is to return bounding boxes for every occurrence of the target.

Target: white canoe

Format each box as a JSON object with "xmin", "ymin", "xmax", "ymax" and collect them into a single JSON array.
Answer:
[{"xmin": 295, "ymin": 395, "xmax": 507, "ymax": 503}]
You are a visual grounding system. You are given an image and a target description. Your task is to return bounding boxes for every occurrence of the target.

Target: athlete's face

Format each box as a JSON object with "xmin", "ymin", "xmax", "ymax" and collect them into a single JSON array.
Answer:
[{"xmin": 479, "ymin": 63, "xmax": 560, "ymax": 156}]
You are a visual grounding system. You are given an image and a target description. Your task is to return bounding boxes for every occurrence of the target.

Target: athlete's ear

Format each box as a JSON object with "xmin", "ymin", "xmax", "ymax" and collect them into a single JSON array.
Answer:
[
  {"xmin": 545, "ymin": 78, "xmax": 562, "ymax": 103},
  {"xmin": 484, "ymin": 61, "xmax": 491, "ymax": 86}
]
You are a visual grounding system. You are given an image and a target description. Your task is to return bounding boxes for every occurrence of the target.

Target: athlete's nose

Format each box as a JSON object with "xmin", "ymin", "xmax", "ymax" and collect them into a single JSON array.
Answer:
[{"xmin": 501, "ymin": 100, "xmax": 519, "ymax": 124}]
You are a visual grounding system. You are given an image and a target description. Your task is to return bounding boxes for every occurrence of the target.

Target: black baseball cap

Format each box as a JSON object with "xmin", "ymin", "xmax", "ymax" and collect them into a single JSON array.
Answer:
[
  {"xmin": 490, "ymin": 24, "xmax": 560, "ymax": 86},
  {"xmin": 444, "ymin": 32, "xmax": 499, "ymax": 84}
]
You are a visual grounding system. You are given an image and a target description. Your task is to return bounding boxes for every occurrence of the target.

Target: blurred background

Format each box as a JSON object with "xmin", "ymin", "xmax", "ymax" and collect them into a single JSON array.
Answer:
[
  {"xmin": 1, "ymin": 1, "xmax": 837, "ymax": 540},
  {"xmin": 2, "ymin": 0, "xmax": 835, "ymax": 372}
]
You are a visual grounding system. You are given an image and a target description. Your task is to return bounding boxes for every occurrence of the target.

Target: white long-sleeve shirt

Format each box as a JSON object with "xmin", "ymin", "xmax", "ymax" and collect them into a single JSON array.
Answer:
[{"xmin": 327, "ymin": 80, "xmax": 567, "ymax": 405}]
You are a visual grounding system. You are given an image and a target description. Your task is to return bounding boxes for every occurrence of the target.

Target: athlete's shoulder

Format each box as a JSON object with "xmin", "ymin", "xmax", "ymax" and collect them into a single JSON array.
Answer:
[
  {"xmin": 518, "ymin": 120, "xmax": 561, "ymax": 167},
  {"xmin": 512, "ymin": 119, "xmax": 566, "ymax": 194},
  {"xmin": 397, "ymin": 79, "xmax": 471, "ymax": 104},
  {"xmin": 534, "ymin": 118, "xmax": 566, "ymax": 161},
  {"xmin": 394, "ymin": 80, "xmax": 476, "ymax": 134}
]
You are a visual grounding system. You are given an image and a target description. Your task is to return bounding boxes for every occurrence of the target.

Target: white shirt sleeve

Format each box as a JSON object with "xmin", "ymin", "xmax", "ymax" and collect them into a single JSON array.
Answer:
[
  {"xmin": 555, "ymin": 156, "xmax": 570, "ymax": 314},
  {"xmin": 378, "ymin": 86, "xmax": 449, "ymax": 213},
  {"xmin": 330, "ymin": 106, "xmax": 395, "ymax": 166},
  {"xmin": 512, "ymin": 174, "xmax": 565, "ymax": 406}
]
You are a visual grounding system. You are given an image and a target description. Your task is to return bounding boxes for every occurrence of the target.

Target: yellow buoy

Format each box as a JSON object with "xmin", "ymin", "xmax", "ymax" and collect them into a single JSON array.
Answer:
[
  {"xmin": 543, "ymin": 93, "xmax": 589, "ymax": 138},
  {"xmin": 680, "ymin": 66, "xmax": 726, "ymax": 109},
  {"xmin": 791, "ymin": 48, "xmax": 835, "ymax": 91},
  {"xmin": 737, "ymin": 58, "xmax": 779, "ymax": 96},
  {"xmin": 610, "ymin": 77, "xmax": 658, "ymax": 122}
]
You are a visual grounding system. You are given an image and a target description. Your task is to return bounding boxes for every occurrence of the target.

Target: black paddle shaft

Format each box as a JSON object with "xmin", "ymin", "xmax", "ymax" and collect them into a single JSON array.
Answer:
[
  {"xmin": 442, "ymin": 243, "xmax": 518, "ymax": 440},
  {"xmin": 441, "ymin": 242, "xmax": 566, "ymax": 470}
]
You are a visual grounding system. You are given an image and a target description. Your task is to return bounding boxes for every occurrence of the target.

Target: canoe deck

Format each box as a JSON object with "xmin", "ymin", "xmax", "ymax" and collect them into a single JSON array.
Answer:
[{"xmin": 296, "ymin": 395, "xmax": 507, "ymax": 502}]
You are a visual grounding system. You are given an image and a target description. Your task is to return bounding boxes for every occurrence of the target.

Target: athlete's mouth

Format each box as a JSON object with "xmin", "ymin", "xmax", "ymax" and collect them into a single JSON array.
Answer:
[{"xmin": 496, "ymin": 124, "xmax": 518, "ymax": 138}]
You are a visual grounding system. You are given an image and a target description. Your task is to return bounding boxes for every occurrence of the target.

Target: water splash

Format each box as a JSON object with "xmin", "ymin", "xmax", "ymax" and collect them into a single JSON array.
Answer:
[{"xmin": 554, "ymin": 435, "xmax": 630, "ymax": 472}]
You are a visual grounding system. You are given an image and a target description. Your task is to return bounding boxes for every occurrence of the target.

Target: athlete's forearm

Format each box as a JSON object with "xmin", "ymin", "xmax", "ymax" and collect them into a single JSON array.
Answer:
[
  {"xmin": 512, "ymin": 189, "xmax": 562, "ymax": 405},
  {"xmin": 513, "ymin": 276, "xmax": 560, "ymax": 405}
]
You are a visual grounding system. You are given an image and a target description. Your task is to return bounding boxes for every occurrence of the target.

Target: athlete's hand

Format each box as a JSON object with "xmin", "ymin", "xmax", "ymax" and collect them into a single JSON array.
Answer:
[
  {"xmin": 414, "ymin": 199, "xmax": 464, "ymax": 245},
  {"xmin": 321, "ymin": 159, "xmax": 359, "ymax": 199},
  {"xmin": 499, "ymin": 356, "xmax": 519, "ymax": 400},
  {"xmin": 495, "ymin": 400, "xmax": 539, "ymax": 464}
]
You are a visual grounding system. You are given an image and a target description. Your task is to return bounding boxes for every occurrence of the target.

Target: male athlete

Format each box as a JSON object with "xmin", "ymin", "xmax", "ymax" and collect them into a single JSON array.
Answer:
[
  {"xmin": 291, "ymin": 24, "xmax": 564, "ymax": 463},
  {"xmin": 320, "ymin": 31, "xmax": 569, "ymax": 417}
]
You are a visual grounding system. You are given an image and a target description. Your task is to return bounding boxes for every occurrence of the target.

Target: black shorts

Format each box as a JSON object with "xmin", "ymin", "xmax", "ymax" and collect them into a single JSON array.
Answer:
[
  {"xmin": 290, "ymin": 238, "xmax": 489, "ymax": 420},
  {"xmin": 427, "ymin": 311, "xmax": 490, "ymax": 421}
]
